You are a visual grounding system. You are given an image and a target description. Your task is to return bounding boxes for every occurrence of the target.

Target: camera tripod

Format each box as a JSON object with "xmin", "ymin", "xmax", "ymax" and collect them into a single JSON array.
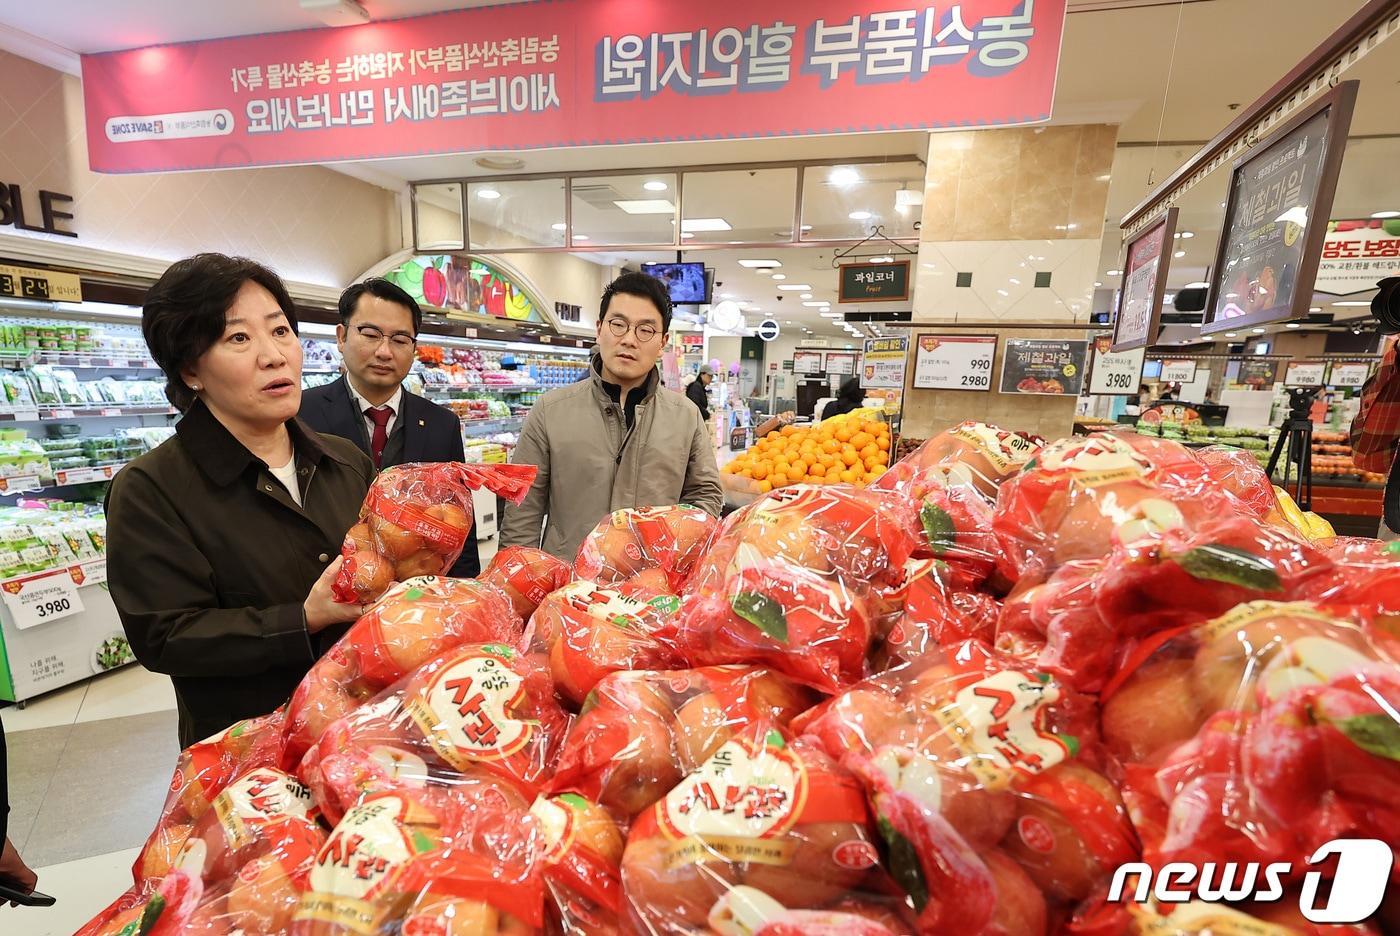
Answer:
[{"xmin": 1265, "ymin": 386, "xmax": 1320, "ymax": 512}]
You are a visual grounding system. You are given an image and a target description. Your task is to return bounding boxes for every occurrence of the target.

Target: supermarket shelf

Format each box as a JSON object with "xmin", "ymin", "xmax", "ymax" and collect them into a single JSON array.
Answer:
[
  {"xmin": 0, "ymin": 350, "xmax": 158, "ymax": 370},
  {"xmin": 424, "ymin": 382, "xmax": 543, "ymax": 394},
  {"xmin": 459, "ymin": 415, "xmax": 525, "ymax": 434},
  {"xmin": 0, "ymin": 462, "xmax": 127, "ymax": 495},
  {"xmin": 0, "ymin": 405, "xmax": 176, "ymax": 421}
]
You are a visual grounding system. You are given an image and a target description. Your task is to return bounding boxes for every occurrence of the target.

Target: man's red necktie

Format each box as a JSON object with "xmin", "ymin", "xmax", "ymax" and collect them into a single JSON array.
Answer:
[{"xmin": 366, "ymin": 406, "xmax": 393, "ymax": 468}]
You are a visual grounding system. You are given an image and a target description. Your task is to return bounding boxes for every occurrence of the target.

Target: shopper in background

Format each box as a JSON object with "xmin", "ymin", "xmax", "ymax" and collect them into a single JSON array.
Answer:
[
  {"xmin": 106, "ymin": 254, "xmax": 374, "ymax": 747},
  {"xmin": 501, "ymin": 271, "xmax": 723, "ymax": 561},
  {"xmin": 299, "ymin": 277, "xmax": 479, "ymax": 576},
  {"xmin": 0, "ymin": 720, "xmax": 38, "ymax": 906},
  {"xmin": 686, "ymin": 364, "xmax": 713, "ymax": 422},
  {"xmin": 1137, "ymin": 384, "xmax": 1153, "ymax": 408},
  {"xmin": 822, "ymin": 377, "xmax": 866, "ymax": 420},
  {"xmin": 1351, "ymin": 335, "xmax": 1400, "ymax": 538}
]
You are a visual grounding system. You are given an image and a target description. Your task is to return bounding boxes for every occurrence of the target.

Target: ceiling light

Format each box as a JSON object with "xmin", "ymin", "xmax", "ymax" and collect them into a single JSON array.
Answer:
[
  {"xmin": 1372, "ymin": 210, "xmax": 1400, "ymax": 219},
  {"xmin": 720, "ymin": 293, "xmax": 735, "ymax": 299},
  {"xmin": 551, "ymin": 222, "xmax": 567, "ymax": 231},
  {"xmin": 474, "ymin": 155, "xmax": 525, "ymax": 171},
  {"xmin": 643, "ymin": 180, "xmax": 669, "ymax": 192},
  {"xmin": 1180, "ymin": 231, "xmax": 1194, "ymax": 238},
  {"xmin": 801, "ymin": 225, "xmax": 812, "ymax": 232},
  {"xmin": 1174, "ymin": 250, "xmax": 1186, "ymax": 258},
  {"xmin": 573, "ymin": 234, "xmax": 589, "ymax": 241},
  {"xmin": 1309, "ymin": 307, "xmax": 1322, "ymax": 312},
  {"xmin": 1094, "ymin": 281, "xmax": 1103, "ymax": 287},
  {"xmin": 681, "ymin": 217, "xmax": 732, "ymax": 232},
  {"xmin": 1286, "ymin": 323, "xmax": 1302, "ymax": 329},
  {"xmin": 1252, "ymin": 327, "xmax": 1266, "ymax": 333},
  {"xmin": 1226, "ymin": 332, "xmax": 1238, "ymax": 338},
  {"xmin": 614, "ymin": 199, "xmax": 675, "ymax": 214},
  {"xmin": 681, "ymin": 232, "xmax": 694, "ymax": 239},
  {"xmin": 778, "ymin": 284, "xmax": 812, "ymax": 291},
  {"xmin": 1334, "ymin": 301, "xmax": 1373, "ymax": 307},
  {"xmin": 848, "ymin": 210, "xmax": 872, "ymax": 221},
  {"xmin": 1184, "ymin": 281, "xmax": 1209, "ymax": 288},
  {"xmin": 477, "ymin": 188, "xmax": 501, "ymax": 200},
  {"xmin": 820, "ymin": 312, "xmax": 841, "ymax": 317},
  {"xmin": 772, "ymin": 274, "xmax": 787, "ymax": 280},
  {"xmin": 804, "ymin": 301, "xmax": 829, "ymax": 307},
  {"xmin": 830, "ymin": 166, "xmax": 861, "ymax": 187},
  {"xmin": 1107, "ymin": 269, "xmax": 1121, "ymax": 276},
  {"xmin": 800, "ymin": 293, "xmax": 813, "ymax": 299},
  {"xmin": 738, "ymin": 259, "xmax": 782, "ymax": 268}
]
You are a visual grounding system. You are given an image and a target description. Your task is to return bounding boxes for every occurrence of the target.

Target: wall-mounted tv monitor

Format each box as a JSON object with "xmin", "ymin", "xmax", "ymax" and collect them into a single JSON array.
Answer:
[
  {"xmin": 642, "ymin": 262, "xmax": 709, "ymax": 304},
  {"xmin": 1142, "ymin": 359, "xmax": 1163, "ymax": 379}
]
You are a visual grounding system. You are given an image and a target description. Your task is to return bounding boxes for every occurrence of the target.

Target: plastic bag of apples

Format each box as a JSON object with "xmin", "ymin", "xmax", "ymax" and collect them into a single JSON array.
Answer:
[
  {"xmin": 333, "ymin": 461, "xmax": 538, "ymax": 604},
  {"xmin": 573, "ymin": 504, "xmax": 719, "ymax": 593},
  {"xmin": 481, "ymin": 545, "xmax": 574, "ymax": 620}
]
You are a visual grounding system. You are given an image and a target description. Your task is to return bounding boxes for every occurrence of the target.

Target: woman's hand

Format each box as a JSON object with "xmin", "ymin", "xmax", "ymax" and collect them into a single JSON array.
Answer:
[
  {"xmin": 0, "ymin": 837, "xmax": 36, "ymax": 907},
  {"xmin": 303, "ymin": 557, "xmax": 367, "ymax": 634}
]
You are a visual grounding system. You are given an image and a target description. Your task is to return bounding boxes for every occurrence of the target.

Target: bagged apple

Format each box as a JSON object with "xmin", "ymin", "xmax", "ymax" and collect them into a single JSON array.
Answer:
[
  {"xmin": 621, "ymin": 723, "xmax": 914, "ymax": 935},
  {"xmin": 671, "ymin": 485, "xmax": 920, "ymax": 693},
  {"xmin": 281, "ymin": 575, "xmax": 523, "ymax": 770},
  {"xmin": 333, "ymin": 462, "xmax": 537, "ymax": 604},
  {"xmin": 300, "ymin": 642, "xmax": 570, "ymax": 825},
  {"xmin": 574, "ymin": 504, "xmax": 719, "ymax": 592},
  {"xmin": 1193, "ymin": 445, "xmax": 1291, "ymax": 529},
  {"xmin": 551, "ymin": 665, "xmax": 817, "ymax": 820},
  {"xmin": 875, "ymin": 465, "xmax": 1004, "ymax": 590},
  {"xmin": 482, "ymin": 545, "xmax": 573, "ymax": 619},
  {"xmin": 290, "ymin": 787, "xmax": 544, "ymax": 935},
  {"xmin": 531, "ymin": 793, "xmax": 627, "ymax": 935},
  {"xmin": 883, "ymin": 421, "xmax": 1041, "ymax": 501},
  {"xmin": 876, "ymin": 558, "xmax": 1002, "ymax": 669},
  {"xmin": 530, "ymin": 578, "xmax": 682, "ymax": 705}
]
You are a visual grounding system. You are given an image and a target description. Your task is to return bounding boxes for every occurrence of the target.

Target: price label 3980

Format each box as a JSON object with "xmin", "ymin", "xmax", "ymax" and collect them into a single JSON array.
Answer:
[{"xmin": 1, "ymin": 569, "xmax": 86, "ymax": 630}]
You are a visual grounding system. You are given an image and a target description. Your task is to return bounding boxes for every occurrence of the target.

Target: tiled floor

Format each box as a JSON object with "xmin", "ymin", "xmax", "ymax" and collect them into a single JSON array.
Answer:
[{"xmin": 0, "ymin": 536, "xmax": 501, "ymax": 934}]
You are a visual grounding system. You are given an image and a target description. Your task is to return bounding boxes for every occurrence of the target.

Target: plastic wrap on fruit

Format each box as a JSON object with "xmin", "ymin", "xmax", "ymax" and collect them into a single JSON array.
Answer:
[
  {"xmin": 289, "ymin": 788, "xmax": 543, "ymax": 935},
  {"xmin": 993, "ymin": 560, "xmax": 1116, "ymax": 692},
  {"xmin": 529, "ymin": 579, "xmax": 682, "ymax": 706},
  {"xmin": 482, "ymin": 545, "xmax": 573, "ymax": 619},
  {"xmin": 282, "ymin": 576, "xmax": 524, "ymax": 770},
  {"xmin": 1310, "ymin": 537, "xmax": 1400, "ymax": 655},
  {"xmin": 882, "ymin": 421, "xmax": 1041, "ymax": 501},
  {"xmin": 876, "ymin": 466, "xmax": 1002, "ymax": 589},
  {"xmin": 1106, "ymin": 602, "xmax": 1400, "ymax": 891},
  {"xmin": 992, "ymin": 433, "xmax": 1228, "ymax": 586},
  {"xmin": 621, "ymin": 723, "xmax": 911, "ymax": 936},
  {"xmin": 877, "ymin": 558, "xmax": 1002, "ymax": 668},
  {"xmin": 1194, "ymin": 445, "xmax": 1289, "ymax": 528},
  {"xmin": 573, "ymin": 504, "xmax": 719, "ymax": 592},
  {"xmin": 531, "ymin": 793, "xmax": 627, "ymax": 934},
  {"xmin": 300, "ymin": 642, "xmax": 569, "ymax": 826},
  {"xmin": 551, "ymin": 666, "xmax": 818, "ymax": 821},
  {"xmin": 332, "ymin": 462, "xmax": 538, "ymax": 604}
]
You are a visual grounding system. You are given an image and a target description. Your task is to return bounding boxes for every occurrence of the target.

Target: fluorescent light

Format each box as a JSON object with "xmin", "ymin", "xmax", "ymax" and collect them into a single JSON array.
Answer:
[
  {"xmin": 772, "ymin": 274, "xmax": 787, "ymax": 281},
  {"xmin": 801, "ymin": 225, "xmax": 812, "ymax": 231},
  {"xmin": 738, "ymin": 259, "xmax": 781, "ymax": 268},
  {"xmin": 819, "ymin": 312, "xmax": 841, "ymax": 317},
  {"xmin": 778, "ymin": 284, "xmax": 812, "ymax": 291},
  {"xmin": 720, "ymin": 293, "xmax": 735, "ymax": 299},
  {"xmin": 1184, "ymin": 281, "xmax": 1209, "ymax": 288},
  {"xmin": 1372, "ymin": 210, "xmax": 1400, "ymax": 219},
  {"xmin": 573, "ymin": 234, "xmax": 590, "ymax": 241},
  {"xmin": 551, "ymin": 222, "xmax": 567, "ymax": 231},
  {"xmin": 477, "ymin": 188, "xmax": 501, "ymax": 199},
  {"xmin": 1094, "ymin": 281, "xmax": 1102, "ymax": 287},
  {"xmin": 1252, "ymin": 327, "xmax": 1266, "ymax": 333},
  {"xmin": 681, "ymin": 232, "xmax": 694, "ymax": 239},
  {"xmin": 1174, "ymin": 251, "xmax": 1186, "ymax": 258},
  {"xmin": 1225, "ymin": 333, "xmax": 1238, "ymax": 338},
  {"xmin": 848, "ymin": 210, "xmax": 872, "ymax": 221},
  {"xmin": 1107, "ymin": 269, "xmax": 1122, "ymax": 276},
  {"xmin": 643, "ymin": 180, "xmax": 669, "ymax": 192},
  {"xmin": 1309, "ymin": 307, "xmax": 1322, "ymax": 312},
  {"xmin": 1334, "ymin": 301, "xmax": 1373, "ymax": 307},
  {"xmin": 830, "ymin": 166, "xmax": 861, "ymax": 187},
  {"xmin": 1286, "ymin": 323, "xmax": 1301, "ymax": 329},
  {"xmin": 614, "ymin": 199, "xmax": 675, "ymax": 214},
  {"xmin": 800, "ymin": 293, "xmax": 813, "ymax": 299},
  {"xmin": 681, "ymin": 217, "xmax": 732, "ymax": 232},
  {"xmin": 804, "ymin": 301, "xmax": 830, "ymax": 307},
  {"xmin": 1180, "ymin": 231, "xmax": 1194, "ymax": 238}
]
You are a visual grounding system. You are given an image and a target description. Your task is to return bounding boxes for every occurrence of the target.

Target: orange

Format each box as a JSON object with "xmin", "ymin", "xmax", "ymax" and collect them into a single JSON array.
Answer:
[
  {"xmin": 822, "ymin": 439, "xmax": 840, "ymax": 455},
  {"xmin": 835, "ymin": 427, "xmax": 852, "ymax": 443},
  {"xmin": 868, "ymin": 465, "xmax": 886, "ymax": 478},
  {"xmin": 781, "ymin": 425, "xmax": 797, "ymax": 437},
  {"xmin": 757, "ymin": 480, "xmax": 772, "ymax": 493},
  {"xmin": 877, "ymin": 436, "xmax": 890, "ymax": 451},
  {"xmin": 809, "ymin": 463, "xmax": 828, "ymax": 477},
  {"xmin": 819, "ymin": 454, "xmax": 837, "ymax": 469},
  {"xmin": 841, "ymin": 449, "xmax": 859, "ymax": 467},
  {"xmin": 770, "ymin": 472, "xmax": 788, "ymax": 486},
  {"xmin": 839, "ymin": 469, "xmax": 856, "ymax": 484},
  {"xmin": 850, "ymin": 432, "xmax": 872, "ymax": 450},
  {"xmin": 860, "ymin": 444, "xmax": 879, "ymax": 460},
  {"xmin": 864, "ymin": 456, "xmax": 881, "ymax": 472},
  {"xmin": 751, "ymin": 463, "xmax": 769, "ymax": 481},
  {"xmin": 740, "ymin": 469, "xmax": 753, "ymax": 479},
  {"xmin": 766, "ymin": 431, "xmax": 780, "ymax": 442},
  {"xmin": 874, "ymin": 450, "xmax": 889, "ymax": 465}
]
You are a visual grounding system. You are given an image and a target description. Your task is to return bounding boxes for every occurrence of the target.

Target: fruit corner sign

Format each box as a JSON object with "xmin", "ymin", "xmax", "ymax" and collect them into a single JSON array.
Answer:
[
  {"xmin": 840, "ymin": 261, "xmax": 910, "ymax": 303},
  {"xmin": 78, "ymin": 0, "xmax": 1067, "ymax": 174},
  {"xmin": 385, "ymin": 255, "xmax": 541, "ymax": 323}
]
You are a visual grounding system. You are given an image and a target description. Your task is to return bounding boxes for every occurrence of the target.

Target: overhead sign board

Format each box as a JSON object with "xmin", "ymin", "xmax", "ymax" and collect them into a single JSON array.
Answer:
[
  {"xmin": 1088, "ymin": 336, "xmax": 1144, "ymax": 395},
  {"xmin": 861, "ymin": 336, "xmax": 907, "ymax": 389},
  {"xmin": 839, "ymin": 261, "xmax": 910, "ymax": 303},
  {"xmin": 912, "ymin": 334, "xmax": 995, "ymax": 391},
  {"xmin": 0, "ymin": 264, "xmax": 82, "ymax": 303}
]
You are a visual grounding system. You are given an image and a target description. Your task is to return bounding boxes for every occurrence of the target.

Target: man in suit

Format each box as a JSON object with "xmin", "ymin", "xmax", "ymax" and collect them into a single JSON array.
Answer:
[{"xmin": 300, "ymin": 277, "xmax": 481, "ymax": 577}]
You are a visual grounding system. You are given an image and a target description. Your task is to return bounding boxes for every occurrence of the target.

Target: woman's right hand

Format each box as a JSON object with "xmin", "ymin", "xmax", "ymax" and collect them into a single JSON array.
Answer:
[{"xmin": 303, "ymin": 556, "xmax": 366, "ymax": 634}]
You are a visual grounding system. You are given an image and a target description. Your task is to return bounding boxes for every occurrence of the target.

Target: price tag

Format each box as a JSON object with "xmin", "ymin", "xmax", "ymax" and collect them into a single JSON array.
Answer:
[
  {"xmin": 1089, "ymin": 345, "xmax": 1146, "ymax": 395},
  {"xmin": 100, "ymin": 407, "xmax": 121, "ymax": 417},
  {"xmin": 1329, "ymin": 363, "xmax": 1370, "ymax": 388},
  {"xmin": 0, "ymin": 475, "xmax": 41, "ymax": 494},
  {"xmin": 74, "ymin": 558, "xmax": 106, "ymax": 587},
  {"xmin": 12, "ymin": 409, "xmax": 38, "ymax": 421},
  {"xmin": 1, "ymin": 568, "xmax": 86, "ymax": 630},
  {"xmin": 1285, "ymin": 361, "xmax": 1327, "ymax": 387},
  {"xmin": 1160, "ymin": 360, "xmax": 1197, "ymax": 384},
  {"xmin": 50, "ymin": 408, "xmax": 75, "ymax": 419},
  {"xmin": 913, "ymin": 335, "xmax": 997, "ymax": 390}
]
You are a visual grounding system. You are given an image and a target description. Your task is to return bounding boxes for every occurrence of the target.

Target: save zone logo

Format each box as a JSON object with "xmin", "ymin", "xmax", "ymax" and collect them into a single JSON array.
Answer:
[{"xmin": 1108, "ymin": 839, "xmax": 1394, "ymax": 924}]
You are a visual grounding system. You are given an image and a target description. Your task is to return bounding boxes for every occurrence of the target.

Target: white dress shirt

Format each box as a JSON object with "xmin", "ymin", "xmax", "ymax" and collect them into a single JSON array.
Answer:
[{"xmin": 347, "ymin": 381, "xmax": 404, "ymax": 443}]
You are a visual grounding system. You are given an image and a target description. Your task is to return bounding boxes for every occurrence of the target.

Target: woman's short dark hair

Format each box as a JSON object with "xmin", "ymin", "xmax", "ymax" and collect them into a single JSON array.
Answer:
[
  {"xmin": 339, "ymin": 277, "xmax": 423, "ymax": 333},
  {"xmin": 143, "ymin": 253, "xmax": 299, "ymax": 412},
  {"xmin": 601, "ymin": 272, "xmax": 673, "ymax": 333},
  {"xmin": 838, "ymin": 377, "xmax": 864, "ymax": 401}
]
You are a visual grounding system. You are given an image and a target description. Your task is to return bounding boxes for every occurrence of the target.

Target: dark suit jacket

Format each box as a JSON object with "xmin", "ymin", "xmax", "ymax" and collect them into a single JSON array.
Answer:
[{"xmin": 299, "ymin": 376, "xmax": 481, "ymax": 578}]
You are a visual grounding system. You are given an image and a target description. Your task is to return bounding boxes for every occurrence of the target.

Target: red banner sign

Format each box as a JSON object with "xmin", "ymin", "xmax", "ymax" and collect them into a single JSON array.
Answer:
[{"xmin": 80, "ymin": 0, "xmax": 1065, "ymax": 174}]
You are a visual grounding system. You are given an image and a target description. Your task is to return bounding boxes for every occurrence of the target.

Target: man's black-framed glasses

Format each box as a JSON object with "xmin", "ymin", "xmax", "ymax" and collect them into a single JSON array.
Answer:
[
  {"xmin": 356, "ymin": 324, "xmax": 417, "ymax": 349},
  {"xmin": 604, "ymin": 317, "xmax": 660, "ymax": 343}
]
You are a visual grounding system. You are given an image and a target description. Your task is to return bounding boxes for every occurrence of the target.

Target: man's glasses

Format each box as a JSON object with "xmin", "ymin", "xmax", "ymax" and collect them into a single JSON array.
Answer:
[
  {"xmin": 604, "ymin": 317, "xmax": 660, "ymax": 343},
  {"xmin": 356, "ymin": 324, "xmax": 416, "ymax": 350}
]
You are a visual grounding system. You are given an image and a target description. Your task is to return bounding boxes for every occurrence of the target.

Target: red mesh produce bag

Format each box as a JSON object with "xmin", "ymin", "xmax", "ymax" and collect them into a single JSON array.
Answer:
[
  {"xmin": 530, "ymin": 578, "xmax": 682, "ymax": 705},
  {"xmin": 551, "ymin": 666, "xmax": 817, "ymax": 821},
  {"xmin": 672, "ymin": 485, "xmax": 920, "ymax": 693},
  {"xmin": 1101, "ymin": 601, "xmax": 1400, "ymax": 899},
  {"xmin": 530, "ymin": 792, "xmax": 627, "ymax": 934},
  {"xmin": 621, "ymin": 723, "xmax": 914, "ymax": 936},
  {"xmin": 300, "ymin": 642, "xmax": 570, "ymax": 826},
  {"xmin": 885, "ymin": 421, "xmax": 1041, "ymax": 501},
  {"xmin": 992, "ymin": 433, "xmax": 1233, "ymax": 587},
  {"xmin": 481, "ymin": 545, "xmax": 573, "ymax": 619},
  {"xmin": 281, "ymin": 575, "xmax": 523, "ymax": 770},
  {"xmin": 333, "ymin": 462, "xmax": 537, "ymax": 604},
  {"xmin": 793, "ymin": 642, "xmax": 1129, "ymax": 932},
  {"xmin": 574, "ymin": 504, "xmax": 720, "ymax": 592},
  {"xmin": 289, "ymin": 787, "xmax": 544, "ymax": 935}
]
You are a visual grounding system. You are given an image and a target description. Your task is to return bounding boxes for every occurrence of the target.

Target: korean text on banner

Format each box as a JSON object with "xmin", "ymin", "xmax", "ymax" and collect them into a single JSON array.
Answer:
[{"xmin": 81, "ymin": 0, "xmax": 1068, "ymax": 173}]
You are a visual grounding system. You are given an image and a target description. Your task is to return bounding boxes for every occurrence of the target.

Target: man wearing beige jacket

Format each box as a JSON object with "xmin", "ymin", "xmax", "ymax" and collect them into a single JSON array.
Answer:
[{"xmin": 500, "ymin": 271, "xmax": 723, "ymax": 561}]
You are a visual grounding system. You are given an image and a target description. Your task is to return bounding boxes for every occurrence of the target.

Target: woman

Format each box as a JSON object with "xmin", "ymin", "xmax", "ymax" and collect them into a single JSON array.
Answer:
[
  {"xmin": 106, "ymin": 254, "xmax": 373, "ymax": 747},
  {"xmin": 822, "ymin": 377, "xmax": 866, "ymax": 420}
]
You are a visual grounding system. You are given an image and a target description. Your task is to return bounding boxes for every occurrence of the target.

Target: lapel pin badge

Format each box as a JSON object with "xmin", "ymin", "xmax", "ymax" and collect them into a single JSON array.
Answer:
[{"xmin": 418, "ymin": 419, "xmax": 425, "ymax": 426}]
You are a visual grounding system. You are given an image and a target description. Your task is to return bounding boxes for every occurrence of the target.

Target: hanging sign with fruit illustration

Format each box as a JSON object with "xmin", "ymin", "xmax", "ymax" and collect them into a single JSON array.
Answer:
[
  {"xmin": 1316, "ymin": 218, "xmax": 1400, "ymax": 296},
  {"xmin": 381, "ymin": 255, "xmax": 542, "ymax": 323},
  {"xmin": 998, "ymin": 338, "xmax": 1088, "ymax": 396}
]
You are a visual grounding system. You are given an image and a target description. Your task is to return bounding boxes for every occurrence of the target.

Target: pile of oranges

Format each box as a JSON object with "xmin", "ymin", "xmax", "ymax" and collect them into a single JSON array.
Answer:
[{"xmin": 722, "ymin": 418, "xmax": 891, "ymax": 493}]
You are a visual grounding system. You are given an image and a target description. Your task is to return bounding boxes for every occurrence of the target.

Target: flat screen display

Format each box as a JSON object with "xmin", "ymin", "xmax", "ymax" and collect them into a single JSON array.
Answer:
[{"xmin": 642, "ymin": 262, "xmax": 708, "ymax": 304}]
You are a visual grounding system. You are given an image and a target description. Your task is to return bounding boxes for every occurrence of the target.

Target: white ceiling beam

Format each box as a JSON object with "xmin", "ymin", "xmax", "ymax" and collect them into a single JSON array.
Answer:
[{"xmin": 0, "ymin": 22, "xmax": 80, "ymax": 75}]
